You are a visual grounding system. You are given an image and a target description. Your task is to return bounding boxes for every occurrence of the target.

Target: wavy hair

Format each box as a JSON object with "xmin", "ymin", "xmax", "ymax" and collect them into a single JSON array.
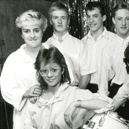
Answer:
[{"xmin": 15, "ymin": 10, "xmax": 47, "ymax": 32}]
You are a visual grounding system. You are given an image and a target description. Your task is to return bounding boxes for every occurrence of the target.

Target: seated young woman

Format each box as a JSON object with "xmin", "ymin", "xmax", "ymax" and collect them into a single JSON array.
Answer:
[{"xmin": 24, "ymin": 46, "xmax": 114, "ymax": 129}]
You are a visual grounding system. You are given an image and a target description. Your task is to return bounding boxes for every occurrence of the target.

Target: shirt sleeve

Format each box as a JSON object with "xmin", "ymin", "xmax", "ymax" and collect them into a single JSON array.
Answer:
[
  {"xmin": 79, "ymin": 43, "xmax": 96, "ymax": 76},
  {"xmin": 74, "ymin": 88, "xmax": 114, "ymax": 113},
  {"xmin": 1, "ymin": 55, "xmax": 27, "ymax": 111},
  {"xmin": 113, "ymin": 82, "xmax": 129, "ymax": 106}
]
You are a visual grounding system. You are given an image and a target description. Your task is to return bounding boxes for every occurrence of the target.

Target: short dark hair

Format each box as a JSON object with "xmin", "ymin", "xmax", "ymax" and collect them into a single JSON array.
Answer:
[
  {"xmin": 48, "ymin": 1, "xmax": 69, "ymax": 19},
  {"xmin": 35, "ymin": 46, "xmax": 71, "ymax": 90},
  {"xmin": 112, "ymin": 1, "xmax": 129, "ymax": 18},
  {"xmin": 124, "ymin": 43, "xmax": 129, "ymax": 74},
  {"xmin": 86, "ymin": 1, "xmax": 106, "ymax": 16}
]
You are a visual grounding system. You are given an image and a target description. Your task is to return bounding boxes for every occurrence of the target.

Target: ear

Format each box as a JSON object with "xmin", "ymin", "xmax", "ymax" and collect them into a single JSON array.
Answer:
[
  {"xmin": 112, "ymin": 17, "xmax": 116, "ymax": 24},
  {"xmin": 102, "ymin": 15, "xmax": 106, "ymax": 22}
]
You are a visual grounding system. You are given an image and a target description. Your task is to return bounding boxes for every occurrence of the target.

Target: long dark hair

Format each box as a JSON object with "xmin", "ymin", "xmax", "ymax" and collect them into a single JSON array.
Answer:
[{"xmin": 35, "ymin": 46, "xmax": 71, "ymax": 90}]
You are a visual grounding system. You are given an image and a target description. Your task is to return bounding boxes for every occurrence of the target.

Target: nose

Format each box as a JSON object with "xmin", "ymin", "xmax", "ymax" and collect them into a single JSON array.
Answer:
[
  {"xmin": 89, "ymin": 17, "xmax": 93, "ymax": 23},
  {"xmin": 30, "ymin": 31, "xmax": 35, "ymax": 38},
  {"xmin": 47, "ymin": 71, "xmax": 53, "ymax": 77},
  {"xmin": 122, "ymin": 19, "xmax": 126, "ymax": 26},
  {"xmin": 58, "ymin": 18, "xmax": 62, "ymax": 24}
]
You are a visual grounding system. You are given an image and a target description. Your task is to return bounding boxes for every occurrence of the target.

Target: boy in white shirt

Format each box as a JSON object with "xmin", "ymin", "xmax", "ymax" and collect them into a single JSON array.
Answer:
[
  {"xmin": 99, "ymin": 1, "xmax": 129, "ymax": 97},
  {"xmin": 45, "ymin": 1, "xmax": 95, "ymax": 88},
  {"xmin": 81, "ymin": 1, "xmax": 116, "ymax": 93},
  {"xmin": 113, "ymin": 43, "xmax": 129, "ymax": 120}
]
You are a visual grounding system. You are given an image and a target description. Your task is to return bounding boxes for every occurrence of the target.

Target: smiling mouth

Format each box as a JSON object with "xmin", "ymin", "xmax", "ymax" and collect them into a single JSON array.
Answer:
[
  {"xmin": 47, "ymin": 79, "xmax": 54, "ymax": 82},
  {"xmin": 58, "ymin": 25, "xmax": 63, "ymax": 27},
  {"xmin": 29, "ymin": 39, "xmax": 38, "ymax": 41}
]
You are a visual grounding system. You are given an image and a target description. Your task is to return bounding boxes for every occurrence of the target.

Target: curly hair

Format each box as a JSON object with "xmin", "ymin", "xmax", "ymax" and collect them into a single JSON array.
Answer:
[
  {"xmin": 15, "ymin": 10, "xmax": 47, "ymax": 33},
  {"xmin": 35, "ymin": 46, "xmax": 71, "ymax": 90},
  {"xmin": 86, "ymin": 1, "xmax": 106, "ymax": 16}
]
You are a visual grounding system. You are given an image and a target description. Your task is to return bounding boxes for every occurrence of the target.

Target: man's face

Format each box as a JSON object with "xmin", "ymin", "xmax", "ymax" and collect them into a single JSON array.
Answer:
[
  {"xmin": 50, "ymin": 9, "xmax": 69, "ymax": 35},
  {"xmin": 87, "ymin": 8, "xmax": 106, "ymax": 33},
  {"xmin": 112, "ymin": 9, "xmax": 129, "ymax": 38}
]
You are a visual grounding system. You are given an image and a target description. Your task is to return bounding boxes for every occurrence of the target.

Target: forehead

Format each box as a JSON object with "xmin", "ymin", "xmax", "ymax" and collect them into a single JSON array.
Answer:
[
  {"xmin": 115, "ymin": 9, "xmax": 129, "ymax": 17},
  {"xmin": 51, "ymin": 10, "xmax": 68, "ymax": 17},
  {"xmin": 87, "ymin": 8, "xmax": 101, "ymax": 16},
  {"xmin": 40, "ymin": 62, "xmax": 61, "ymax": 68},
  {"xmin": 21, "ymin": 22, "xmax": 41, "ymax": 30}
]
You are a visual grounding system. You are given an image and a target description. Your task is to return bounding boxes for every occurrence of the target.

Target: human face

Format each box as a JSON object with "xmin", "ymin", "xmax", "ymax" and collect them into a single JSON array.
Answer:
[
  {"xmin": 21, "ymin": 22, "xmax": 43, "ymax": 48},
  {"xmin": 39, "ymin": 62, "xmax": 63, "ymax": 88},
  {"xmin": 112, "ymin": 9, "xmax": 129, "ymax": 38},
  {"xmin": 87, "ymin": 8, "xmax": 106, "ymax": 33},
  {"xmin": 50, "ymin": 10, "xmax": 69, "ymax": 35}
]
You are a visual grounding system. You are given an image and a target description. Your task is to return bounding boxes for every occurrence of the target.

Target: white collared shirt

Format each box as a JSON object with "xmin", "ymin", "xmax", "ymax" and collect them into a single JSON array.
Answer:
[
  {"xmin": 1, "ymin": 44, "xmax": 39, "ymax": 129},
  {"xmin": 24, "ymin": 83, "xmax": 114, "ymax": 129},
  {"xmin": 81, "ymin": 28, "xmax": 116, "ymax": 85},
  {"xmin": 44, "ymin": 32, "xmax": 95, "ymax": 85},
  {"xmin": 99, "ymin": 34, "xmax": 129, "ymax": 95}
]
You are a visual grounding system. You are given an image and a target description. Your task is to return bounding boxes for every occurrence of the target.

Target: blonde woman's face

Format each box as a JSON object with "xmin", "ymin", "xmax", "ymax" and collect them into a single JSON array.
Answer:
[{"xmin": 21, "ymin": 22, "xmax": 43, "ymax": 48}]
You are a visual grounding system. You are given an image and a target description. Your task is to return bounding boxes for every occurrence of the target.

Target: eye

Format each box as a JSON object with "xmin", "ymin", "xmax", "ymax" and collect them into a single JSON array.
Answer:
[
  {"xmin": 94, "ymin": 15, "xmax": 98, "ymax": 18},
  {"xmin": 40, "ymin": 69, "xmax": 47, "ymax": 74},
  {"xmin": 34, "ymin": 29, "xmax": 40, "ymax": 33},
  {"xmin": 117, "ymin": 18, "xmax": 122, "ymax": 20},
  {"xmin": 51, "ymin": 68, "xmax": 57, "ymax": 72},
  {"xmin": 62, "ymin": 16, "xmax": 67, "ymax": 20},
  {"xmin": 52, "ymin": 16, "xmax": 58, "ymax": 19},
  {"xmin": 23, "ymin": 29, "xmax": 29, "ymax": 33}
]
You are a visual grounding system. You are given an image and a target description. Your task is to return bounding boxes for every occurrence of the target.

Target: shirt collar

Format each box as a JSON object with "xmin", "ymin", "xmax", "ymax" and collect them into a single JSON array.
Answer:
[
  {"xmin": 53, "ymin": 32, "xmax": 69, "ymax": 42},
  {"xmin": 37, "ymin": 83, "xmax": 69, "ymax": 106},
  {"xmin": 115, "ymin": 35, "xmax": 129, "ymax": 46},
  {"xmin": 19, "ymin": 44, "xmax": 35, "ymax": 63},
  {"xmin": 86, "ymin": 27, "xmax": 109, "ymax": 40}
]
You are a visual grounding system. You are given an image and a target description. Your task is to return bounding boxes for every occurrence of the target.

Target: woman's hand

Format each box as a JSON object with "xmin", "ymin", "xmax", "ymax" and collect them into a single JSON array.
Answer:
[
  {"xmin": 64, "ymin": 101, "xmax": 79, "ymax": 128},
  {"xmin": 29, "ymin": 96, "xmax": 38, "ymax": 104},
  {"xmin": 23, "ymin": 84, "xmax": 42, "ymax": 99}
]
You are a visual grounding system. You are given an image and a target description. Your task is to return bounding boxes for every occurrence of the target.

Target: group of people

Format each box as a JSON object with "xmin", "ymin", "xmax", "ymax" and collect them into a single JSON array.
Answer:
[{"xmin": 0, "ymin": 0, "xmax": 129, "ymax": 129}]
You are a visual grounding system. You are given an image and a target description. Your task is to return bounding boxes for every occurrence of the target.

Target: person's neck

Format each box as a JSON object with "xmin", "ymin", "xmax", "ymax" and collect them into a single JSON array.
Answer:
[
  {"xmin": 47, "ymin": 82, "xmax": 61, "ymax": 95},
  {"xmin": 25, "ymin": 44, "xmax": 42, "ymax": 60},
  {"xmin": 91, "ymin": 27, "xmax": 104, "ymax": 41},
  {"xmin": 54, "ymin": 31, "xmax": 68, "ymax": 39},
  {"xmin": 117, "ymin": 33, "xmax": 129, "ymax": 39}
]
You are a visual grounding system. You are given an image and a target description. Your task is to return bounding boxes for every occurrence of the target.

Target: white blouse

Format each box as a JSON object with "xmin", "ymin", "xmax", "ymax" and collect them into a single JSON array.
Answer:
[
  {"xmin": 24, "ymin": 83, "xmax": 114, "ymax": 129},
  {"xmin": 1, "ymin": 44, "xmax": 39, "ymax": 129}
]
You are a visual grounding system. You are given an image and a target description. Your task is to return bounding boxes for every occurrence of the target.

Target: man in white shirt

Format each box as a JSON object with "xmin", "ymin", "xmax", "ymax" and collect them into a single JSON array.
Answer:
[
  {"xmin": 44, "ymin": 1, "xmax": 95, "ymax": 88},
  {"xmin": 99, "ymin": 1, "xmax": 129, "ymax": 97},
  {"xmin": 81, "ymin": 1, "xmax": 116, "ymax": 93},
  {"xmin": 113, "ymin": 43, "xmax": 129, "ymax": 120}
]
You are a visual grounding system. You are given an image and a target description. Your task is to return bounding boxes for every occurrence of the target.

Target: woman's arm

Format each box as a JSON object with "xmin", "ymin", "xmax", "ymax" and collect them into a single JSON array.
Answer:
[{"xmin": 64, "ymin": 99, "xmax": 109, "ymax": 128}]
